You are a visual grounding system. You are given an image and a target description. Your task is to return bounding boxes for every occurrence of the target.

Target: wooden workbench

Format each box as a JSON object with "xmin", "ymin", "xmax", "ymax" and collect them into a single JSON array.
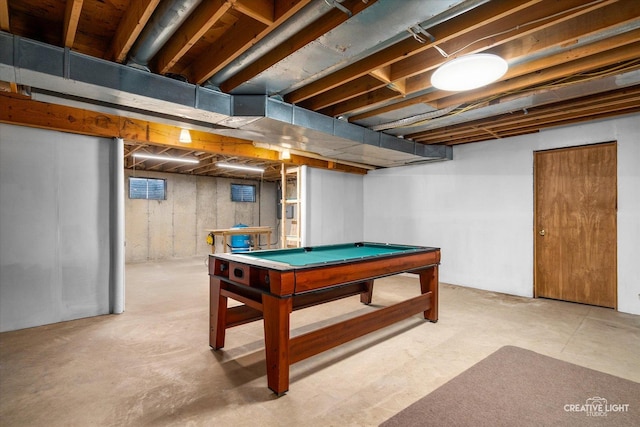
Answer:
[{"xmin": 206, "ymin": 226, "xmax": 273, "ymax": 253}]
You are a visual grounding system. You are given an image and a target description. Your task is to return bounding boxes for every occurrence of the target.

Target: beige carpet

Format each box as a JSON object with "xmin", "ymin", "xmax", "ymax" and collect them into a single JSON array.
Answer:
[{"xmin": 381, "ymin": 346, "xmax": 639, "ymax": 427}]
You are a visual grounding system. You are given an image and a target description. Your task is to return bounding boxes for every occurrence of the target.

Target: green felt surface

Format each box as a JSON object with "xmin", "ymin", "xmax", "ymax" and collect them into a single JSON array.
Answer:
[{"xmin": 248, "ymin": 243, "xmax": 416, "ymax": 266}]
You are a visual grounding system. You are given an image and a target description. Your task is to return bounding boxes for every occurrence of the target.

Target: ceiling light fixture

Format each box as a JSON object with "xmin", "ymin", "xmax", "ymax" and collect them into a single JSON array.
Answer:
[
  {"xmin": 280, "ymin": 149, "xmax": 291, "ymax": 160},
  {"xmin": 179, "ymin": 128, "xmax": 192, "ymax": 143},
  {"xmin": 431, "ymin": 53, "xmax": 508, "ymax": 91},
  {"xmin": 216, "ymin": 162, "xmax": 264, "ymax": 173},
  {"xmin": 133, "ymin": 153, "xmax": 199, "ymax": 164}
]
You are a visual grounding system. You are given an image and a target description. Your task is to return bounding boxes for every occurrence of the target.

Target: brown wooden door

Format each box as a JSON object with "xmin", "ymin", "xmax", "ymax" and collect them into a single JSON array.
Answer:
[{"xmin": 534, "ymin": 143, "xmax": 617, "ymax": 308}]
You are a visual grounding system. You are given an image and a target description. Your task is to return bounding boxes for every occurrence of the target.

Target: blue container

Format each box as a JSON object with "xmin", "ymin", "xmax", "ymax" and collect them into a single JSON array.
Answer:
[{"xmin": 230, "ymin": 223, "xmax": 250, "ymax": 252}]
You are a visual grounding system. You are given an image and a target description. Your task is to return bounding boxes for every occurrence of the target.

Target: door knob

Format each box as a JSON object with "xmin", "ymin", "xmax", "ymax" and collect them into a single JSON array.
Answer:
[{"xmin": 539, "ymin": 229, "xmax": 546, "ymax": 236}]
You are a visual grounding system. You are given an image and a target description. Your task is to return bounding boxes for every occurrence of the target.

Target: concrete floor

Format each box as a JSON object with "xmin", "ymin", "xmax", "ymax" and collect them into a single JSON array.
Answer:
[{"xmin": 1, "ymin": 256, "xmax": 639, "ymax": 426}]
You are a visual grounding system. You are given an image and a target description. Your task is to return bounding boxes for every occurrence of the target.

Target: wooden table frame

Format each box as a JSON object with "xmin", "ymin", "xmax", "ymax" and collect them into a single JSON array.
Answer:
[
  {"xmin": 208, "ymin": 245, "xmax": 440, "ymax": 395},
  {"xmin": 206, "ymin": 226, "xmax": 272, "ymax": 253}
]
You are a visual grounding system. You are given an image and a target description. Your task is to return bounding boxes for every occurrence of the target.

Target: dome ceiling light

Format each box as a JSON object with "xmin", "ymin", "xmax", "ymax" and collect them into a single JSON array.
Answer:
[
  {"xmin": 407, "ymin": 26, "xmax": 508, "ymax": 92},
  {"xmin": 431, "ymin": 53, "xmax": 508, "ymax": 92}
]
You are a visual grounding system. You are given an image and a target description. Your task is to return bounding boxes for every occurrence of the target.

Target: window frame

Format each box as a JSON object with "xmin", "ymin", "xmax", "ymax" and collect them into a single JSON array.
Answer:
[
  {"xmin": 128, "ymin": 177, "xmax": 167, "ymax": 200},
  {"xmin": 230, "ymin": 183, "xmax": 256, "ymax": 202}
]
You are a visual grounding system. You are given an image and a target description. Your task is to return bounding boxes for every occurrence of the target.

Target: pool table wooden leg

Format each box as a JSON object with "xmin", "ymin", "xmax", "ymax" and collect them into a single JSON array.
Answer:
[
  {"xmin": 210, "ymin": 277, "xmax": 227, "ymax": 349},
  {"xmin": 262, "ymin": 294, "xmax": 293, "ymax": 396},
  {"xmin": 359, "ymin": 279, "xmax": 374, "ymax": 304},
  {"xmin": 419, "ymin": 265, "xmax": 439, "ymax": 322}
]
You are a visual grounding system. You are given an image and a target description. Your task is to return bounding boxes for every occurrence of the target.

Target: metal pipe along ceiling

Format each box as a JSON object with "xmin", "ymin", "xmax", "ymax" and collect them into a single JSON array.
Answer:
[
  {"xmin": 127, "ymin": 0, "xmax": 202, "ymax": 69},
  {"xmin": 205, "ymin": 0, "xmax": 339, "ymax": 88}
]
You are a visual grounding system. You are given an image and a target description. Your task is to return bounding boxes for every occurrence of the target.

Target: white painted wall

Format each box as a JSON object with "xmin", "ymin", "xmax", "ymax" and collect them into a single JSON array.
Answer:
[
  {"xmin": 304, "ymin": 166, "xmax": 364, "ymax": 246},
  {"xmin": 0, "ymin": 124, "xmax": 120, "ymax": 332},
  {"xmin": 364, "ymin": 113, "xmax": 640, "ymax": 315}
]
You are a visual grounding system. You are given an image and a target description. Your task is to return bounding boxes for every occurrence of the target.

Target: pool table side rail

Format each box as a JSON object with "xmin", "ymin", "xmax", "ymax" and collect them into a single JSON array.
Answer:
[
  {"xmin": 208, "ymin": 242, "xmax": 438, "ymax": 270},
  {"xmin": 209, "ymin": 245, "xmax": 440, "ymax": 296},
  {"xmin": 292, "ymin": 249, "xmax": 440, "ymax": 293}
]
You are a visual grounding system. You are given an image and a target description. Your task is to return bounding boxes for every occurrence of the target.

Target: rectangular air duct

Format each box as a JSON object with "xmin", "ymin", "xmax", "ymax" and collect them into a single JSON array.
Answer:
[{"xmin": 0, "ymin": 33, "xmax": 452, "ymax": 167}]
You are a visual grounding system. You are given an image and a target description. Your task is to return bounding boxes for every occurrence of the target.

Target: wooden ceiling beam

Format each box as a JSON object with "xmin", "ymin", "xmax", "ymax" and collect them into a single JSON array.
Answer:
[
  {"xmin": 503, "ymin": 106, "xmax": 640, "ymax": 135},
  {"xmin": 322, "ymin": 83, "xmax": 422, "ymax": 118},
  {"xmin": 174, "ymin": 156, "xmax": 219, "ymax": 174},
  {"xmin": 403, "ymin": 1, "xmax": 640, "ymax": 95},
  {"xmin": 348, "ymin": 91, "xmax": 437, "ymax": 123},
  {"xmin": 233, "ymin": 0, "xmax": 274, "ymax": 25},
  {"xmin": 220, "ymin": 0, "xmax": 376, "ymax": 92},
  {"xmin": 190, "ymin": 14, "xmax": 267, "ymax": 84},
  {"xmin": 369, "ymin": 66, "xmax": 392, "ymax": 84},
  {"xmin": 434, "ymin": 102, "xmax": 640, "ymax": 146},
  {"xmin": 154, "ymin": 0, "xmax": 233, "ymax": 75},
  {"xmin": 319, "ymin": 87, "xmax": 403, "ymax": 118},
  {"xmin": 284, "ymin": 0, "xmax": 543, "ymax": 104},
  {"xmin": 0, "ymin": 92, "xmax": 251, "ymax": 147},
  {"xmin": 391, "ymin": 0, "xmax": 618, "ymax": 82},
  {"xmin": 0, "ymin": 81, "xmax": 18, "ymax": 92},
  {"xmin": 371, "ymin": 69, "xmax": 408, "ymax": 96},
  {"xmin": 106, "ymin": 0, "xmax": 161, "ymax": 63},
  {"xmin": 349, "ymin": 19, "xmax": 640, "ymax": 123},
  {"xmin": 0, "ymin": 0, "xmax": 9, "ymax": 31},
  {"xmin": 299, "ymin": 75, "xmax": 387, "ymax": 111},
  {"xmin": 415, "ymin": 98, "xmax": 640, "ymax": 145},
  {"xmin": 435, "ymin": 39, "xmax": 640, "ymax": 110},
  {"xmin": 482, "ymin": 90, "xmax": 640, "ymax": 132},
  {"xmin": 299, "ymin": 68, "xmax": 410, "ymax": 112},
  {"xmin": 63, "ymin": 0, "xmax": 83, "ymax": 48},
  {"xmin": 408, "ymin": 86, "xmax": 640, "ymax": 144},
  {"xmin": 188, "ymin": 0, "xmax": 312, "ymax": 84},
  {"xmin": 496, "ymin": 0, "xmax": 639, "ymax": 64},
  {"xmin": 333, "ymin": 0, "xmax": 630, "ymax": 120},
  {"xmin": 414, "ymin": 89, "xmax": 640, "ymax": 142},
  {"xmin": 0, "ymin": 93, "xmax": 369, "ymax": 175}
]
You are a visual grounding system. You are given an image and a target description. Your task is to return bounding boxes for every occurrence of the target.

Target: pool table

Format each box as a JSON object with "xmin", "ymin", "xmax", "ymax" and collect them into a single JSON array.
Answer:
[{"xmin": 208, "ymin": 242, "xmax": 440, "ymax": 395}]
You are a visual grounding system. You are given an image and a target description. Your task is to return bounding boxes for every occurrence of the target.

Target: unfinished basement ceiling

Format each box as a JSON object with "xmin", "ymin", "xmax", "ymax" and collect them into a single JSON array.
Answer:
[{"xmin": 1, "ymin": 0, "xmax": 639, "ymax": 180}]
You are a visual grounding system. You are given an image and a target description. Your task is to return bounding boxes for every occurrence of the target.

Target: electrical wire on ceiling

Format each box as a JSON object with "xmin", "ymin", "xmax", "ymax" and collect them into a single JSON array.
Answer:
[
  {"xmin": 456, "ymin": 58, "xmax": 640, "ymax": 116},
  {"xmin": 408, "ymin": 0, "xmax": 607, "ymax": 59},
  {"xmin": 375, "ymin": 0, "xmax": 612, "ymax": 132},
  {"xmin": 368, "ymin": 57, "xmax": 640, "ymax": 133},
  {"xmin": 394, "ymin": 58, "xmax": 640, "ymax": 131},
  {"xmin": 369, "ymin": 105, "xmax": 460, "ymax": 131}
]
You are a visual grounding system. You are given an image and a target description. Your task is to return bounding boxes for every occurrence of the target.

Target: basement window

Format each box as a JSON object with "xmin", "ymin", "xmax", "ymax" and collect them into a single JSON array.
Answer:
[
  {"xmin": 231, "ymin": 183, "xmax": 256, "ymax": 202},
  {"xmin": 129, "ymin": 177, "xmax": 166, "ymax": 200}
]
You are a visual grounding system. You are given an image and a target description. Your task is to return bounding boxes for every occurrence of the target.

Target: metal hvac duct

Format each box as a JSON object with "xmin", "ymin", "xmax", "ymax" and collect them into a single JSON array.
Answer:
[
  {"xmin": 0, "ymin": 33, "xmax": 452, "ymax": 167},
  {"xmin": 127, "ymin": 0, "xmax": 202, "ymax": 70},
  {"xmin": 205, "ymin": 0, "xmax": 340, "ymax": 88}
]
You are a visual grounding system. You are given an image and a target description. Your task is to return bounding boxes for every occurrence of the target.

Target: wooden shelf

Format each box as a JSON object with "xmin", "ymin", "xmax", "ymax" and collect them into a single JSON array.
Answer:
[{"xmin": 281, "ymin": 165, "xmax": 301, "ymax": 248}]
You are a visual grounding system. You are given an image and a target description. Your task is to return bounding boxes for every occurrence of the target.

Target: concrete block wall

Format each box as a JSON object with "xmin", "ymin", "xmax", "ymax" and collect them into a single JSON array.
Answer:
[{"xmin": 125, "ymin": 170, "xmax": 277, "ymax": 262}]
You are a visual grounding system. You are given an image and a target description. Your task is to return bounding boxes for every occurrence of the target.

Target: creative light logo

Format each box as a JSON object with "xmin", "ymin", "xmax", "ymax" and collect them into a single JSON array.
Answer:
[{"xmin": 564, "ymin": 396, "xmax": 630, "ymax": 417}]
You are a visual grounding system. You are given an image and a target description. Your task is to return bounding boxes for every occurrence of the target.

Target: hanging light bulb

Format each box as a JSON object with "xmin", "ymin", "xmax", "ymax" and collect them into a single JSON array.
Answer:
[
  {"xmin": 179, "ymin": 128, "xmax": 192, "ymax": 143},
  {"xmin": 431, "ymin": 53, "xmax": 508, "ymax": 91}
]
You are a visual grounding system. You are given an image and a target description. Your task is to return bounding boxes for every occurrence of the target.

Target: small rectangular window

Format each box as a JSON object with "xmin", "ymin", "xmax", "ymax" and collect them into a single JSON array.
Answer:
[
  {"xmin": 231, "ymin": 183, "xmax": 256, "ymax": 202},
  {"xmin": 129, "ymin": 177, "xmax": 166, "ymax": 200}
]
